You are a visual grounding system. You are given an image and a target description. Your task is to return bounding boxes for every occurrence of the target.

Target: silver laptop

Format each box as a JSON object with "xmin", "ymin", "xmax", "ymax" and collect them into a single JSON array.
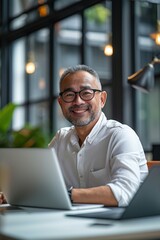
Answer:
[
  {"xmin": 67, "ymin": 166, "xmax": 160, "ymax": 219},
  {"xmin": 0, "ymin": 148, "xmax": 103, "ymax": 211}
]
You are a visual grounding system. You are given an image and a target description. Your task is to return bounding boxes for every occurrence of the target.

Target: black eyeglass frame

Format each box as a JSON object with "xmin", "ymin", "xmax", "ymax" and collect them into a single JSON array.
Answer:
[{"xmin": 59, "ymin": 88, "xmax": 102, "ymax": 103}]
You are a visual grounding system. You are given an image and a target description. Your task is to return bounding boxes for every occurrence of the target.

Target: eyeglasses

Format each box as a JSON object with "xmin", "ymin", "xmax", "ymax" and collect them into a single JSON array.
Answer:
[{"xmin": 59, "ymin": 88, "xmax": 102, "ymax": 103}]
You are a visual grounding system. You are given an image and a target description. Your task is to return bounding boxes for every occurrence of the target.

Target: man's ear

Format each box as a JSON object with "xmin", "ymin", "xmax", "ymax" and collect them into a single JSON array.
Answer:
[
  {"xmin": 58, "ymin": 96, "xmax": 62, "ymax": 106},
  {"xmin": 101, "ymin": 91, "xmax": 107, "ymax": 108}
]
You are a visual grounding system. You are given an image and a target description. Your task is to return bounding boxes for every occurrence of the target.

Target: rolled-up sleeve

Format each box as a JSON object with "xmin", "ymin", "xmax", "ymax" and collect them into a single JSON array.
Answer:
[{"xmin": 107, "ymin": 126, "xmax": 148, "ymax": 207}]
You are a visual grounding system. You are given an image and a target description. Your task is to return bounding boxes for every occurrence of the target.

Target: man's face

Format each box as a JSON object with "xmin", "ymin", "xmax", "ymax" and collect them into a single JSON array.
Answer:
[{"xmin": 58, "ymin": 70, "xmax": 107, "ymax": 128}]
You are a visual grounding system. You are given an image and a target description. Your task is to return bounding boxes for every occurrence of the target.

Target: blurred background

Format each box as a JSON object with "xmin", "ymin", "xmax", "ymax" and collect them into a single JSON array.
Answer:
[{"xmin": 0, "ymin": 0, "xmax": 160, "ymax": 159}]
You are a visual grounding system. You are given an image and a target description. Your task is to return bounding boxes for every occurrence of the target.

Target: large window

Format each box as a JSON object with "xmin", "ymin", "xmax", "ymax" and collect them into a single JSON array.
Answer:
[
  {"xmin": 0, "ymin": 0, "xmax": 113, "ymax": 141},
  {"xmin": 0, "ymin": 0, "xmax": 160, "ymax": 156}
]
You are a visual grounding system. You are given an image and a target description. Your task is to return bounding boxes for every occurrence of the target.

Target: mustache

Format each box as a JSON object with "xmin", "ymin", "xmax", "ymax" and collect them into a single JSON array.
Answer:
[{"xmin": 69, "ymin": 104, "xmax": 91, "ymax": 111}]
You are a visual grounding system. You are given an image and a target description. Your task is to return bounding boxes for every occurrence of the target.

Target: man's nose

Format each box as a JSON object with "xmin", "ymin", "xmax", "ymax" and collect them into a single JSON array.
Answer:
[{"xmin": 73, "ymin": 93, "xmax": 84, "ymax": 103}]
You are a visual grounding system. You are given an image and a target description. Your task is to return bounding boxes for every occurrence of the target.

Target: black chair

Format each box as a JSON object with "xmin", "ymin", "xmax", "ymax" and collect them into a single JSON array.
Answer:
[{"xmin": 152, "ymin": 144, "xmax": 160, "ymax": 160}]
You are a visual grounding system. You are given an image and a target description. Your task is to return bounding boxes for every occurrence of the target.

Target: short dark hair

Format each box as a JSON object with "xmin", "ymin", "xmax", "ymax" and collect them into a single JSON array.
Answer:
[{"xmin": 59, "ymin": 65, "xmax": 102, "ymax": 90}]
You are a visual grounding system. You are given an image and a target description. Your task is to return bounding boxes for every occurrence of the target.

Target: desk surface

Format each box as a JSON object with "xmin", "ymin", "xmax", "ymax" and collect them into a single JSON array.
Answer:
[{"xmin": 0, "ymin": 207, "xmax": 160, "ymax": 240}]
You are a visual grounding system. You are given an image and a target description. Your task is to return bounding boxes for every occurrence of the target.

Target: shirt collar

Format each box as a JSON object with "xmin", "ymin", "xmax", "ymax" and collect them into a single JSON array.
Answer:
[
  {"xmin": 70, "ymin": 127, "xmax": 79, "ymax": 146},
  {"xmin": 70, "ymin": 112, "xmax": 107, "ymax": 146},
  {"xmin": 86, "ymin": 112, "xmax": 107, "ymax": 144}
]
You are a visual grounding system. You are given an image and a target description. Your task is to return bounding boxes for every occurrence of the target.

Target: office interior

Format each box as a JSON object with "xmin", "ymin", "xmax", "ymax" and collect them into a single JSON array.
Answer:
[{"xmin": 0, "ymin": 0, "xmax": 160, "ymax": 159}]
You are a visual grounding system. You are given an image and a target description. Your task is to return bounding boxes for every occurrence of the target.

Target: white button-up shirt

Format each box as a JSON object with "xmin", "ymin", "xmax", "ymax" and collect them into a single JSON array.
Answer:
[{"xmin": 49, "ymin": 112, "xmax": 148, "ymax": 206}]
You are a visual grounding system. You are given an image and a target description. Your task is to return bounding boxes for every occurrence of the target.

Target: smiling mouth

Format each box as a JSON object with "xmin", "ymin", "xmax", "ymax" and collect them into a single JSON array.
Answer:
[
  {"xmin": 72, "ymin": 108, "xmax": 87, "ymax": 114},
  {"xmin": 69, "ymin": 105, "xmax": 89, "ymax": 114}
]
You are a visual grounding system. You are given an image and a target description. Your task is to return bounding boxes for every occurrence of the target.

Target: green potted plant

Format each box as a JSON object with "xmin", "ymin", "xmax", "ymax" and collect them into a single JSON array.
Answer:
[{"xmin": 0, "ymin": 103, "xmax": 48, "ymax": 148}]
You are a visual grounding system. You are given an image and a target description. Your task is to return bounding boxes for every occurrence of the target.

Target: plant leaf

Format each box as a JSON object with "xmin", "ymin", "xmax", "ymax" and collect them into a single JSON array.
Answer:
[
  {"xmin": 12, "ymin": 126, "xmax": 48, "ymax": 148},
  {"xmin": 0, "ymin": 103, "xmax": 17, "ymax": 133}
]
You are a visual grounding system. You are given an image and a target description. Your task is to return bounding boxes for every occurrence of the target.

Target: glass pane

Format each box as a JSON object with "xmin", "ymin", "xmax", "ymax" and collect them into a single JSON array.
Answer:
[
  {"xmin": 148, "ymin": 80, "xmax": 160, "ymax": 144},
  {"xmin": 10, "ymin": 13, "xmax": 38, "ymax": 30},
  {"xmin": 85, "ymin": 1, "xmax": 112, "ymax": 82},
  {"xmin": 53, "ymin": 15, "xmax": 81, "ymax": 94},
  {"xmin": 12, "ymin": 106, "xmax": 25, "ymax": 130},
  {"xmin": 9, "ymin": 0, "xmax": 49, "ymax": 30},
  {"xmin": 54, "ymin": 0, "xmax": 81, "ymax": 10},
  {"xmin": 10, "ymin": 0, "xmax": 35, "ymax": 16},
  {"xmin": 135, "ymin": 2, "xmax": 160, "ymax": 151},
  {"xmin": 12, "ymin": 38, "xmax": 26, "ymax": 104},
  {"xmin": 29, "ymin": 102, "xmax": 49, "ymax": 132},
  {"xmin": 102, "ymin": 86, "xmax": 112, "ymax": 119},
  {"xmin": 27, "ymin": 29, "xmax": 49, "ymax": 101},
  {"xmin": 9, "ymin": 0, "xmax": 48, "ymax": 17},
  {"xmin": 137, "ymin": 79, "xmax": 160, "ymax": 149},
  {"xmin": 54, "ymin": 100, "xmax": 71, "ymax": 133},
  {"xmin": 11, "ymin": 32, "xmax": 49, "ymax": 104},
  {"xmin": 86, "ymin": 46, "xmax": 112, "ymax": 82}
]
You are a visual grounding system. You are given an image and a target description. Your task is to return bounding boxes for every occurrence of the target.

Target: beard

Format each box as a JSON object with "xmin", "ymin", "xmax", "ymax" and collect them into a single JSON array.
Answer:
[{"xmin": 65, "ymin": 104, "xmax": 97, "ymax": 127}]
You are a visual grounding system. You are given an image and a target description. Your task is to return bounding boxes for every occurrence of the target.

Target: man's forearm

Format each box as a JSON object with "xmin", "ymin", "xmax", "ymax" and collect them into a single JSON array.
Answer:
[{"xmin": 72, "ymin": 186, "xmax": 118, "ymax": 206}]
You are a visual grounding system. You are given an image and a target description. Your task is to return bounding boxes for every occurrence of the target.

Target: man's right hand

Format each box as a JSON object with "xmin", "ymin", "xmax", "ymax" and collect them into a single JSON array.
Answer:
[{"xmin": 0, "ymin": 192, "xmax": 7, "ymax": 204}]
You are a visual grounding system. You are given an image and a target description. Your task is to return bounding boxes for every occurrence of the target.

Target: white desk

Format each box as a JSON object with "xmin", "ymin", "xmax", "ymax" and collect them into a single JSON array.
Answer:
[{"xmin": 0, "ymin": 208, "xmax": 160, "ymax": 240}]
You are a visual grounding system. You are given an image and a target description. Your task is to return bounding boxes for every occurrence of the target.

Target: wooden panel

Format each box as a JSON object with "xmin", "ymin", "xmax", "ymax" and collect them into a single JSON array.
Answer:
[{"xmin": 147, "ymin": 161, "xmax": 160, "ymax": 170}]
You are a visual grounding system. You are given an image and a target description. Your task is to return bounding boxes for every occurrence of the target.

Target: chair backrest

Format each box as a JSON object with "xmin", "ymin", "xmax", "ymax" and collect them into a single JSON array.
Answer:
[
  {"xmin": 147, "ymin": 161, "xmax": 160, "ymax": 170},
  {"xmin": 152, "ymin": 144, "xmax": 160, "ymax": 160}
]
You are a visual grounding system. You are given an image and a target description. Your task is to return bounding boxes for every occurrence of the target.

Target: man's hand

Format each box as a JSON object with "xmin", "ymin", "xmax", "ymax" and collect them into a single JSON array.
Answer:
[{"xmin": 0, "ymin": 192, "xmax": 7, "ymax": 204}]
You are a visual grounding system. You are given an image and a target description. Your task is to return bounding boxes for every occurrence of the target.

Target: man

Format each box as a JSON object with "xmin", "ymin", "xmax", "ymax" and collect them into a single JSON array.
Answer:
[
  {"xmin": 0, "ymin": 65, "xmax": 148, "ymax": 206},
  {"xmin": 48, "ymin": 64, "xmax": 148, "ymax": 207}
]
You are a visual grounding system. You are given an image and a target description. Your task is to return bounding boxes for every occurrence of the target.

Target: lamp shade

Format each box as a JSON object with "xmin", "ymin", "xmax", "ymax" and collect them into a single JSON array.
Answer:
[{"xmin": 128, "ymin": 63, "xmax": 155, "ymax": 93}]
